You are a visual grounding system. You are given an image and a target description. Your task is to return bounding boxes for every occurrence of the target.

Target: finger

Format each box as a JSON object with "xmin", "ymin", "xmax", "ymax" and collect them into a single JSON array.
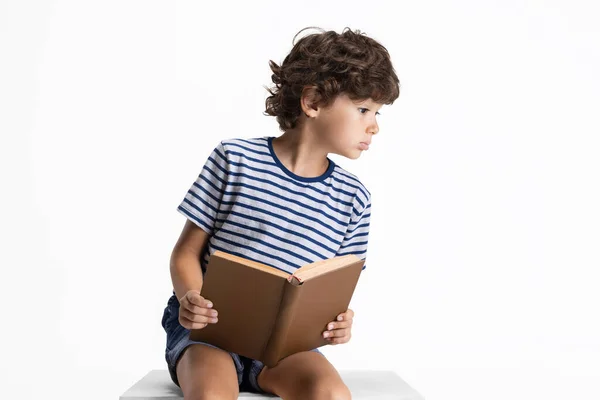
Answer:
[
  {"xmin": 179, "ymin": 317, "xmax": 207, "ymax": 330},
  {"xmin": 325, "ymin": 321, "xmax": 351, "ymax": 331},
  {"xmin": 180, "ymin": 307, "xmax": 219, "ymax": 325},
  {"xmin": 338, "ymin": 309, "xmax": 354, "ymax": 321},
  {"xmin": 178, "ymin": 312, "xmax": 209, "ymax": 330},
  {"xmin": 329, "ymin": 328, "xmax": 350, "ymax": 338},
  {"xmin": 187, "ymin": 292, "xmax": 213, "ymax": 309},
  {"xmin": 180, "ymin": 308, "xmax": 218, "ymax": 324},
  {"xmin": 182, "ymin": 293, "xmax": 216, "ymax": 314},
  {"xmin": 327, "ymin": 335, "xmax": 350, "ymax": 345},
  {"xmin": 179, "ymin": 290, "xmax": 200, "ymax": 305},
  {"xmin": 184, "ymin": 302, "xmax": 219, "ymax": 318},
  {"xmin": 323, "ymin": 327, "xmax": 349, "ymax": 339},
  {"xmin": 179, "ymin": 316, "xmax": 214, "ymax": 330},
  {"xmin": 182, "ymin": 320, "xmax": 209, "ymax": 330},
  {"xmin": 178, "ymin": 290, "xmax": 197, "ymax": 303}
]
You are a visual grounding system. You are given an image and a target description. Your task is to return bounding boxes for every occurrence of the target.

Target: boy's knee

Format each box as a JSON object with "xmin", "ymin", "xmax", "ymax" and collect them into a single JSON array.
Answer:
[
  {"xmin": 185, "ymin": 388, "xmax": 238, "ymax": 400},
  {"xmin": 308, "ymin": 381, "xmax": 352, "ymax": 400}
]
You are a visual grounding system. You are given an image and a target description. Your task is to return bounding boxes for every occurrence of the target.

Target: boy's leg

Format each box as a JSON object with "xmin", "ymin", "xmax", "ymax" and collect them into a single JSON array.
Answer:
[
  {"xmin": 176, "ymin": 343, "xmax": 240, "ymax": 400},
  {"xmin": 255, "ymin": 351, "xmax": 351, "ymax": 400}
]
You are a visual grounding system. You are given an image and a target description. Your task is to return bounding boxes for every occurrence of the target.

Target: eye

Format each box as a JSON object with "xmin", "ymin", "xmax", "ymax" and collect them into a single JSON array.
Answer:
[{"xmin": 359, "ymin": 108, "xmax": 382, "ymax": 116}]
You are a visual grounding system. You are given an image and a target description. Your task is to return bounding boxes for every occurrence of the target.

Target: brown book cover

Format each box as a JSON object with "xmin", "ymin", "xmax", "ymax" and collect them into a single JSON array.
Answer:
[{"xmin": 189, "ymin": 250, "xmax": 365, "ymax": 367}]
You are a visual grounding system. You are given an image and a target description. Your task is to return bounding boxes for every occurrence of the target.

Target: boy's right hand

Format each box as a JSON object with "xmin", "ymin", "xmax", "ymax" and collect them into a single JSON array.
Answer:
[{"xmin": 178, "ymin": 290, "xmax": 218, "ymax": 330}]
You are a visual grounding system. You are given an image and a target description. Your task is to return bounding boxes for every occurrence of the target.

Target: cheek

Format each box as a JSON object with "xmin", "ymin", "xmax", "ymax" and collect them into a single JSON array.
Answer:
[
  {"xmin": 316, "ymin": 111, "xmax": 357, "ymax": 147},
  {"xmin": 326, "ymin": 110, "xmax": 354, "ymax": 130}
]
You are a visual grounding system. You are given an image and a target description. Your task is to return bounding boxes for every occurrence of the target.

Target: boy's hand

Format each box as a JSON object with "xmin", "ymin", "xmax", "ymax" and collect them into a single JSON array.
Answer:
[
  {"xmin": 178, "ymin": 289, "xmax": 219, "ymax": 330},
  {"xmin": 322, "ymin": 308, "xmax": 354, "ymax": 345}
]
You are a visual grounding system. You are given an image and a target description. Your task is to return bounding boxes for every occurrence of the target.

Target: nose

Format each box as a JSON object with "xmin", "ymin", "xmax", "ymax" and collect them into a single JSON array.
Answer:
[{"xmin": 369, "ymin": 120, "xmax": 379, "ymax": 136}]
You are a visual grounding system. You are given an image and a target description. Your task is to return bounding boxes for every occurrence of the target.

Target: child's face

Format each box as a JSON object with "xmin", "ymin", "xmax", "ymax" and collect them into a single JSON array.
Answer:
[{"xmin": 313, "ymin": 93, "xmax": 382, "ymax": 159}]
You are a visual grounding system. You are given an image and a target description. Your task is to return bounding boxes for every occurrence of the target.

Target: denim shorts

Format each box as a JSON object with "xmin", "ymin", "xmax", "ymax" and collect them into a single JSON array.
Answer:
[{"xmin": 161, "ymin": 294, "xmax": 323, "ymax": 394}]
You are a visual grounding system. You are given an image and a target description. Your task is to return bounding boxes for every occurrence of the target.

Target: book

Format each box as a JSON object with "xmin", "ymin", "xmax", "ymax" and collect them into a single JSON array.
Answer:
[{"xmin": 189, "ymin": 250, "xmax": 365, "ymax": 367}]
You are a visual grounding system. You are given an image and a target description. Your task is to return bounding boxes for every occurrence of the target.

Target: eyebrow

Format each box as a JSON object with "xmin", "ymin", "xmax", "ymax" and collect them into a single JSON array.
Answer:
[
  {"xmin": 366, "ymin": 104, "xmax": 383, "ymax": 113},
  {"xmin": 355, "ymin": 99, "xmax": 383, "ymax": 112},
  {"xmin": 366, "ymin": 101, "xmax": 383, "ymax": 110}
]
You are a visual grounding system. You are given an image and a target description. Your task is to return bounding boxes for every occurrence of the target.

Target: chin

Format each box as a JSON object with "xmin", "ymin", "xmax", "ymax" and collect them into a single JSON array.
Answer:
[
  {"xmin": 332, "ymin": 147, "xmax": 362, "ymax": 160},
  {"xmin": 345, "ymin": 150, "xmax": 362, "ymax": 160}
]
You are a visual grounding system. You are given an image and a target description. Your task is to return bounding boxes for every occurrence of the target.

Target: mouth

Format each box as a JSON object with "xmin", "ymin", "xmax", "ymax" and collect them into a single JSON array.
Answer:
[{"xmin": 359, "ymin": 142, "xmax": 370, "ymax": 150}]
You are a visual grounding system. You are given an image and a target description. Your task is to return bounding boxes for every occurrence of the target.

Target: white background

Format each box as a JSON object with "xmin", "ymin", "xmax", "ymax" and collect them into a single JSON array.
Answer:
[{"xmin": 1, "ymin": 1, "xmax": 599, "ymax": 399}]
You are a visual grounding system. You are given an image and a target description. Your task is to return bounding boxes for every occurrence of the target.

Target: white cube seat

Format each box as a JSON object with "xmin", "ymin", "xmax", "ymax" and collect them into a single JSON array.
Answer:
[{"xmin": 120, "ymin": 369, "xmax": 424, "ymax": 399}]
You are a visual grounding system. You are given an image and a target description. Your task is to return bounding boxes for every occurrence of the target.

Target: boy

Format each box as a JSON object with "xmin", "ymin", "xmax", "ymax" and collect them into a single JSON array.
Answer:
[{"xmin": 161, "ymin": 26, "xmax": 400, "ymax": 399}]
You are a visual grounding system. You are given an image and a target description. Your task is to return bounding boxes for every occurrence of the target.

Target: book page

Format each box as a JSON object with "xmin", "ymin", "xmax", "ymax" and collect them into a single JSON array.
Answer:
[
  {"xmin": 291, "ymin": 255, "xmax": 362, "ymax": 283},
  {"xmin": 215, "ymin": 251, "xmax": 291, "ymax": 279}
]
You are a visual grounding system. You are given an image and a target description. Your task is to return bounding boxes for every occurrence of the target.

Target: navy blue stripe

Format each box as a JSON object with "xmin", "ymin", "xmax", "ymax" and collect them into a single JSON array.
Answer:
[
  {"xmin": 215, "ymin": 219, "xmax": 328, "ymax": 259},
  {"xmin": 227, "ymin": 142, "xmax": 359, "ymax": 198},
  {"xmin": 207, "ymin": 149, "xmax": 364, "ymax": 223},
  {"xmin": 187, "ymin": 174, "xmax": 368, "ymax": 253},
  {"xmin": 351, "ymin": 231, "xmax": 369, "ymax": 239},
  {"xmin": 332, "ymin": 169, "xmax": 362, "ymax": 187},
  {"xmin": 340, "ymin": 240, "xmax": 368, "ymax": 250},
  {"xmin": 227, "ymin": 142, "xmax": 270, "ymax": 158},
  {"xmin": 348, "ymin": 221, "xmax": 370, "ymax": 233},
  {"xmin": 354, "ymin": 195, "xmax": 365, "ymax": 210},
  {"xmin": 204, "ymin": 156, "xmax": 228, "ymax": 184},
  {"xmin": 221, "ymin": 177, "xmax": 350, "ymax": 223},
  {"xmin": 330, "ymin": 165, "xmax": 370, "ymax": 196},
  {"xmin": 217, "ymin": 203, "xmax": 343, "ymax": 244},
  {"xmin": 185, "ymin": 187, "xmax": 342, "ymax": 251},
  {"xmin": 350, "ymin": 211, "xmax": 371, "ymax": 225},
  {"xmin": 337, "ymin": 249, "xmax": 367, "ymax": 257},
  {"xmin": 207, "ymin": 153, "xmax": 229, "ymax": 177},
  {"xmin": 330, "ymin": 170, "xmax": 369, "ymax": 199},
  {"xmin": 217, "ymin": 175, "xmax": 349, "ymax": 220},
  {"xmin": 331, "ymin": 170, "xmax": 369, "ymax": 199},
  {"xmin": 180, "ymin": 137, "xmax": 373, "ymax": 274},
  {"xmin": 218, "ymin": 227, "xmax": 315, "ymax": 265},
  {"xmin": 199, "ymin": 164, "xmax": 227, "ymax": 195},
  {"xmin": 212, "ymin": 145, "xmax": 229, "ymax": 166},
  {"xmin": 214, "ymin": 144, "xmax": 368, "ymax": 223},
  {"xmin": 352, "ymin": 204, "xmax": 371, "ymax": 218},
  {"xmin": 226, "ymin": 137, "xmax": 370, "ymax": 199},
  {"xmin": 218, "ymin": 189, "xmax": 347, "ymax": 230},
  {"xmin": 189, "ymin": 181, "xmax": 221, "ymax": 208},
  {"xmin": 231, "ymin": 138, "xmax": 270, "ymax": 151},
  {"xmin": 181, "ymin": 197, "xmax": 218, "ymax": 225},
  {"xmin": 178, "ymin": 205, "xmax": 213, "ymax": 232},
  {"xmin": 214, "ymin": 210, "xmax": 339, "ymax": 254},
  {"xmin": 225, "ymin": 171, "xmax": 356, "ymax": 222},
  {"xmin": 209, "ymin": 243, "xmax": 292, "ymax": 274},
  {"xmin": 220, "ymin": 174, "xmax": 351, "ymax": 219},
  {"xmin": 224, "ymin": 152, "xmax": 355, "ymax": 208},
  {"xmin": 192, "ymin": 180, "xmax": 347, "ymax": 237},
  {"xmin": 212, "ymin": 236, "xmax": 300, "ymax": 271}
]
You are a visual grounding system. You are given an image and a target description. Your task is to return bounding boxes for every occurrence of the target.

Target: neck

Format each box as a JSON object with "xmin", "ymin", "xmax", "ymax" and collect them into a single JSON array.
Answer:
[{"xmin": 272, "ymin": 128, "xmax": 330, "ymax": 178}]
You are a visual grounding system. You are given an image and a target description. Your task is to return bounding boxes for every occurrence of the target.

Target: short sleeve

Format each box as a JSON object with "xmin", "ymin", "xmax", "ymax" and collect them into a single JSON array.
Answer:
[
  {"xmin": 177, "ymin": 141, "xmax": 229, "ymax": 236},
  {"xmin": 337, "ymin": 192, "xmax": 371, "ymax": 270}
]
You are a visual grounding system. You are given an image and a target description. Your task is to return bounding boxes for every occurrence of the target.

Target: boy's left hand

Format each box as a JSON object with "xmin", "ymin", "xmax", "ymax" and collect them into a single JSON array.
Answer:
[{"xmin": 322, "ymin": 308, "xmax": 354, "ymax": 345}]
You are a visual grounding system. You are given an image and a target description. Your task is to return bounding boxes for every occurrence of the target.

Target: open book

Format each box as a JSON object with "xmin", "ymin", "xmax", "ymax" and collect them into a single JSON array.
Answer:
[{"xmin": 189, "ymin": 250, "xmax": 365, "ymax": 367}]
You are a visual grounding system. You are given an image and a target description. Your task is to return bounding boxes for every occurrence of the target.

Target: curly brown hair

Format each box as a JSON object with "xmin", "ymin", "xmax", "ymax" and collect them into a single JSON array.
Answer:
[{"xmin": 263, "ymin": 26, "xmax": 400, "ymax": 132}]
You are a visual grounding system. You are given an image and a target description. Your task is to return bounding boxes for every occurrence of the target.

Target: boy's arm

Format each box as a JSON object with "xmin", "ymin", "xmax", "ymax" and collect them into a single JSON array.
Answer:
[{"xmin": 170, "ymin": 219, "xmax": 211, "ymax": 301}]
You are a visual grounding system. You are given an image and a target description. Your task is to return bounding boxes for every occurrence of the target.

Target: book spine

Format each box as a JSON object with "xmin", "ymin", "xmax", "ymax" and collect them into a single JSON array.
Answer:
[{"xmin": 261, "ymin": 281, "xmax": 302, "ymax": 367}]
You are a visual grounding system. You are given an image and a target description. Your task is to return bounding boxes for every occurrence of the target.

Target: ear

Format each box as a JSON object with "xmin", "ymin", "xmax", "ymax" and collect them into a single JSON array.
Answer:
[{"xmin": 300, "ymin": 85, "xmax": 322, "ymax": 117}]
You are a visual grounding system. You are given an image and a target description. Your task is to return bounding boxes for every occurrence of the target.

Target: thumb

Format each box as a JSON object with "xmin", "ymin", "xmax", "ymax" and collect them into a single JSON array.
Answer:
[{"xmin": 179, "ymin": 289, "xmax": 200, "ymax": 303}]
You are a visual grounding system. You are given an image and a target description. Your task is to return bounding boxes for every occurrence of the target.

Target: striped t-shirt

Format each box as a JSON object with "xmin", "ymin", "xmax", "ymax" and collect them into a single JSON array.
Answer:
[{"xmin": 177, "ymin": 136, "xmax": 371, "ymax": 276}]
